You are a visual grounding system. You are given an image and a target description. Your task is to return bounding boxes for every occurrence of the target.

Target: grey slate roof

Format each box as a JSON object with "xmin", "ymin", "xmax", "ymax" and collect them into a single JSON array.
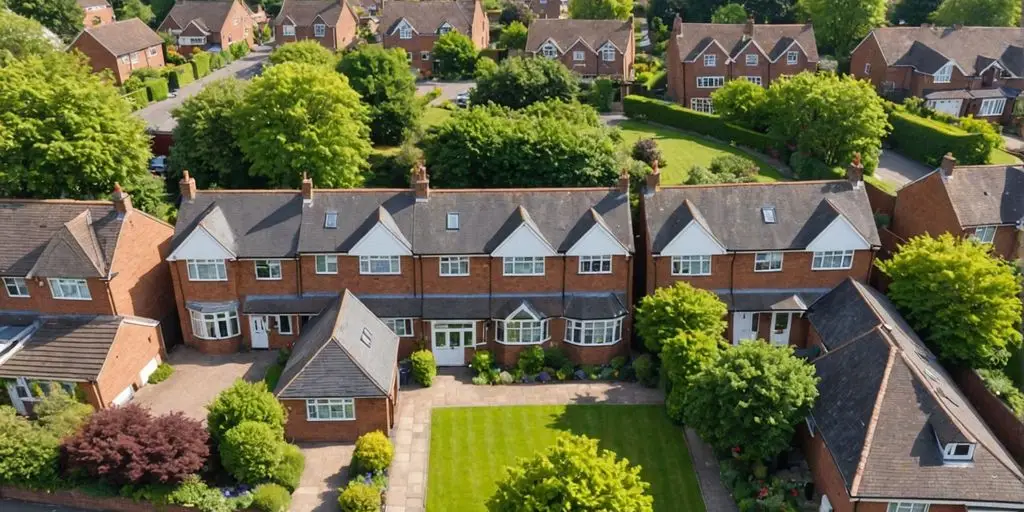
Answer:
[
  {"xmin": 716, "ymin": 289, "xmax": 825, "ymax": 312},
  {"xmin": 867, "ymin": 26, "xmax": 1024, "ymax": 76},
  {"xmin": 644, "ymin": 181, "xmax": 879, "ymax": 253},
  {"xmin": 674, "ymin": 23, "xmax": 818, "ymax": 64},
  {"xmin": 242, "ymin": 295, "xmax": 338, "ymax": 314},
  {"xmin": 805, "ymin": 279, "xmax": 1024, "ymax": 503},
  {"xmin": 357, "ymin": 295, "xmax": 422, "ymax": 318},
  {"xmin": 0, "ymin": 316, "xmax": 123, "ymax": 381},
  {"xmin": 526, "ymin": 19, "xmax": 632, "ymax": 54},
  {"xmin": 0, "ymin": 200, "xmax": 122, "ymax": 277},
  {"xmin": 159, "ymin": 0, "xmax": 236, "ymax": 32},
  {"xmin": 275, "ymin": 0, "xmax": 347, "ymax": 26},
  {"xmin": 379, "ymin": 0, "xmax": 477, "ymax": 36},
  {"xmin": 297, "ymin": 191, "xmax": 415, "ymax": 253},
  {"xmin": 172, "ymin": 192, "xmax": 303, "ymax": 258},
  {"xmin": 563, "ymin": 293, "xmax": 627, "ymax": 319},
  {"xmin": 275, "ymin": 291, "xmax": 399, "ymax": 399},
  {"xmin": 80, "ymin": 18, "xmax": 163, "ymax": 56},
  {"xmin": 939, "ymin": 165, "xmax": 1024, "ymax": 227}
]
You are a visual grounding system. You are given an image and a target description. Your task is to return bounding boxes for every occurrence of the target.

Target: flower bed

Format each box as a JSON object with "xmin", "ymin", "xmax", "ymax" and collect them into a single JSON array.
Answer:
[
  {"xmin": 719, "ymin": 455, "xmax": 814, "ymax": 512},
  {"xmin": 468, "ymin": 347, "xmax": 634, "ymax": 385}
]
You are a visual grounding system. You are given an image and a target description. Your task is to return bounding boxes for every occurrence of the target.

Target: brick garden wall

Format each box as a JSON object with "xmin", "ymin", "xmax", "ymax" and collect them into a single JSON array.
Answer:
[{"xmin": 953, "ymin": 368, "xmax": 1024, "ymax": 466}]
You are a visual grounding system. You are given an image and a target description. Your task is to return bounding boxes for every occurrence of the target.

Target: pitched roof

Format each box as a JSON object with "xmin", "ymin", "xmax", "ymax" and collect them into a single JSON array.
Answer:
[
  {"xmin": 644, "ymin": 181, "xmax": 879, "ymax": 253},
  {"xmin": 526, "ymin": 19, "xmax": 632, "ymax": 54},
  {"xmin": 867, "ymin": 26, "xmax": 1024, "ymax": 75},
  {"xmin": 275, "ymin": 291, "xmax": 399, "ymax": 399},
  {"xmin": 160, "ymin": 0, "xmax": 236, "ymax": 32},
  {"xmin": 806, "ymin": 279, "xmax": 1024, "ymax": 503},
  {"xmin": 938, "ymin": 165, "xmax": 1024, "ymax": 227},
  {"xmin": 674, "ymin": 22, "xmax": 818, "ymax": 63},
  {"xmin": 275, "ymin": 0, "xmax": 348, "ymax": 26},
  {"xmin": 172, "ymin": 192, "xmax": 303, "ymax": 258},
  {"xmin": 0, "ymin": 316, "xmax": 123, "ymax": 381},
  {"xmin": 78, "ymin": 18, "xmax": 163, "ymax": 56},
  {"xmin": 379, "ymin": 0, "xmax": 477, "ymax": 36},
  {"xmin": 0, "ymin": 200, "xmax": 123, "ymax": 277},
  {"xmin": 77, "ymin": 0, "xmax": 111, "ymax": 8}
]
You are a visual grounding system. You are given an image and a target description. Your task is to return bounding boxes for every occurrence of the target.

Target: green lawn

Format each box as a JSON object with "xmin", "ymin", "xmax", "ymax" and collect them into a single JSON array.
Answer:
[
  {"xmin": 422, "ymin": 106, "xmax": 452, "ymax": 128},
  {"xmin": 990, "ymin": 148, "xmax": 1021, "ymax": 165},
  {"xmin": 426, "ymin": 404, "xmax": 705, "ymax": 512},
  {"xmin": 616, "ymin": 120, "xmax": 785, "ymax": 184}
]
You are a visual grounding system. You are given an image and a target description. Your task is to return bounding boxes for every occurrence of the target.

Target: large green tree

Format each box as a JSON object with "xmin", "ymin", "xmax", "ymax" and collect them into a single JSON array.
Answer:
[
  {"xmin": 877, "ymin": 234, "xmax": 1023, "ymax": 368},
  {"xmin": 114, "ymin": 0, "xmax": 154, "ymax": 24},
  {"xmin": 711, "ymin": 3, "xmax": 748, "ymax": 22},
  {"xmin": 8, "ymin": 0, "xmax": 82, "ymax": 41},
  {"xmin": 487, "ymin": 435, "xmax": 654, "ymax": 512},
  {"xmin": 433, "ymin": 31, "xmax": 478, "ymax": 79},
  {"xmin": 889, "ymin": 0, "xmax": 942, "ymax": 25},
  {"xmin": 150, "ymin": 0, "xmax": 175, "ymax": 25},
  {"xmin": 931, "ymin": 0, "xmax": 1020, "ymax": 26},
  {"xmin": 233, "ymin": 62, "xmax": 371, "ymax": 188},
  {"xmin": 337, "ymin": 45, "xmax": 421, "ymax": 146},
  {"xmin": 497, "ymin": 20, "xmax": 528, "ymax": 50},
  {"xmin": 711, "ymin": 78, "xmax": 768, "ymax": 130},
  {"xmin": 471, "ymin": 56, "xmax": 580, "ymax": 109},
  {"xmin": 746, "ymin": 0, "xmax": 797, "ymax": 21},
  {"xmin": 683, "ymin": 341, "xmax": 819, "ymax": 460},
  {"xmin": 569, "ymin": 0, "xmax": 634, "ymax": 19},
  {"xmin": 799, "ymin": 0, "xmax": 885, "ymax": 57},
  {"xmin": 168, "ymin": 78, "xmax": 256, "ymax": 192},
  {"xmin": 647, "ymin": 0, "xmax": 686, "ymax": 26},
  {"xmin": 268, "ymin": 40, "xmax": 338, "ymax": 67},
  {"xmin": 635, "ymin": 282, "xmax": 728, "ymax": 353},
  {"xmin": 421, "ymin": 100, "xmax": 621, "ymax": 189},
  {"xmin": 0, "ymin": 52, "xmax": 167, "ymax": 216},
  {"xmin": 0, "ymin": 9, "xmax": 56, "ymax": 62}
]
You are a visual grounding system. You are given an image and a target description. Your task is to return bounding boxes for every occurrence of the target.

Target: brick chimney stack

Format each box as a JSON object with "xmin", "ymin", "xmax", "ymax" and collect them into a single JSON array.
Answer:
[
  {"xmin": 180, "ymin": 170, "xmax": 196, "ymax": 203},
  {"xmin": 618, "ymin": 167, "xmax": 630, "ymax": 193},
  {"xmin": 744, "ymin": 17, "xmax": 754, "ymax": 37},
  {"xmin": 111, "ymin": 182, "xmax": 132, "ymax": 214},
  {"xmin": 846, "ymin": 152, "xmax": 864, "ymax": 189},
  {"xmin": 301, "ymin": 172, "xmax": 313, "ymax": 204},
  {"xmin": 645, "ymin": 160, "xmax": 661, "ymax": 194},
  {"xmin": 673, "ymin": 14, "xmax": 682, "ymax": 35},
  {"xmin": 940, "ymin": 152, "xmax": 957, "ymax": 180},
  {"xmin": 413, "ymin": 164, "xmax": 430, "ymax": 201}
]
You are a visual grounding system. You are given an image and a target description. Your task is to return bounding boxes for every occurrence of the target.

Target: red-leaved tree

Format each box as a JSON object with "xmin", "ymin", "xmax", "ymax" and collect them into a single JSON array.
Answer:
[{"xmin": 62, "ymin": 404, "xmax": 209, "ymax": 485}]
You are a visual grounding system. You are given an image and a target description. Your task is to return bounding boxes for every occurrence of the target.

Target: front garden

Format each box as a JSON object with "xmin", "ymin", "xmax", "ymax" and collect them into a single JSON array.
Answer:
[{"xmin": 120, "ymin": 40, "xmax": 252, "ymax": 111}]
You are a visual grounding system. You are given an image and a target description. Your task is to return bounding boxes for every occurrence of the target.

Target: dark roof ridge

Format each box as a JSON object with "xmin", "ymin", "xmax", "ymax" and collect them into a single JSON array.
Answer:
[
  {"xmin": 849, "ymin": 334, "xmax": 897, "ymax": 496},
  {"xmin": 331, "ymin": 293, "xmax": 391, "ymax": 395},
  {"xmin": 273, "ymin": 294, "xmax": 349, "ymax": 396},
  {"xmin": 0, "ymin": 198, "xmax": 113, "ymax": 205},
  {"xmin": 659, "ymin": 179, "xmax": 848, "ymax": 190}
]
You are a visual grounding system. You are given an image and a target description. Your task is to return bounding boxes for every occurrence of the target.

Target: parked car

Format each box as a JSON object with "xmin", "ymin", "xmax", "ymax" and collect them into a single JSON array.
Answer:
[
  {"xmin": 148, "ymin": 156, "xmax": 167, "ymax": 175},
  {"xmin": 455, "ymin": 91, "xmax": 471, "ymax": 108}
]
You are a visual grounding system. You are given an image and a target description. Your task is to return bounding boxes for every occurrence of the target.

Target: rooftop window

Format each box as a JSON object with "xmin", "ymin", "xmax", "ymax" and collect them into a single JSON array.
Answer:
[
  {"xmin": 761, "ymin": 206, "xmax": 776, "ymax": 224},
  {"xmin": 325, "ymin": 211, "xmax": 338, "ymax": 228}
]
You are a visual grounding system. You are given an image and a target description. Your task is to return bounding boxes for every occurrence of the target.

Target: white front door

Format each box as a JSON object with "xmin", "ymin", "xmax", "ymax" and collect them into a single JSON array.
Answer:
[
  {"xmin": 926, "ymin": 99, "xmax": 963, "ymax": 117},
  {"xmin": 770, "ymin": 312, "xmax": 792, "ymax": 346},
  {"xmin": 732, "ymin": 312, "xmax": 758, "ymax": 345},
  {"xmin": 250, "ymin": 315, "xmax": 269, "ymax": 349},
  {"xmin": 431, "ymin": 321, "xmax": 474, "ymax": 366}
]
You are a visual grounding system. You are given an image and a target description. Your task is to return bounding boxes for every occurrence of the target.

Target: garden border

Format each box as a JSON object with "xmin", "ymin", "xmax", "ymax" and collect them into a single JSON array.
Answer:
[{"xmin": 0, "ymin": 485, "xmax": 205, "ymax": 512}]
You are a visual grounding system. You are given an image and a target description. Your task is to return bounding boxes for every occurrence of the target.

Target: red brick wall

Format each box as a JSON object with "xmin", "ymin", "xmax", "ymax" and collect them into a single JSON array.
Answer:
[
  {"xmin": 236, "ymin": 259, "xmax": 301, "ymax": 296},
  {"xmin": 490, "ymin": 256, "xmax": 565, "ymax": 293},
  {"xmin": 953, "ymin": 368, "xmax": 1024, "ymax": 466},
  {"xmin": 0, "ymin": 277, "xmax": 113, "ymax": 316},
  {"xmin": 891, "ymin": 173, "xmax": 962, "ymax": 244},
  {"xmin": 383, "ymin": 33, "xmax": 438, "ymax": 76},
  {"xmin": 216, "ymin": 0, "xmax": 256, "ymax": 49},
  {"xmin": 0, "ymin": 485, "xmax": 198, "ymax": 512},
  {"xmin": 300, "ymin": 256, "xmax": 417, "ymax": 295},
  {"xmin": 169, "ymin": 260, "xmax": 243, "ymax": 352},
  {"xmin": 281, "ymin": 395, "xmax": 394, "ymax": 442},
  {"xmin": 799, "ymin": 426, "xmax": 856, "ymax": 512},
  {"xmin": 94, "ymin": 320, "xmax": 163, "ymax": 407},
  {"xmin": 275, "ymin": 9, "xmax": 356, "ymax": 51},
  {"xmin": 850, "ymin": 34, "xmax": 890, "ymax": 91},
  {"xmin": 419, "ymin": 256, "xmax": 491, "ymax": 294},
  {"xmin": 107, "ymin": 210, "xmax": 175, "ymax": 321},
  {"xmin": 865, "ymin": 182, "xmax": 896, "ymax": 217},
  {"xmin": 554, "ymin": 35, "xmax": 632, "ymax": 80},
  {"xmin": 70, "ymin": 32, "xmax": 165, "ymax": 85},
  {"xmin": 650, "ymin": 251, "xmax": 873, "ymax": 291}
]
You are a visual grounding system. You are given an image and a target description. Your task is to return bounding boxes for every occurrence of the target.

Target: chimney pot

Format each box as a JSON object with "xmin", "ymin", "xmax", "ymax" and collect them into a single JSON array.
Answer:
[
  {"xmin": 301, "ymin": 172, "xmax": 313, "ymax": 203},
  {"xmin": 940, "ymin": 152, "xmax": 957, "ymax": 179},
  {"xmin": 645, "ymin": 161, "xmax": 661, "ymax": 193},
  {"xmin": 414, "ymin": 164, "xmax": 430, "ymax": 201},
  {"xmin": 846, "ymin": 153, "xmax": 864, "ymax": 189},
  {"xmin": 744, "ymin": 17, "xmax": 754, "ymax": 37},
  {"xmin": 179, "ymin": 170, "xmax": 197, "ymax": 203},
  {"xmin": 112, "ymin": 182, "xmax": 132, "ymax": 213}
]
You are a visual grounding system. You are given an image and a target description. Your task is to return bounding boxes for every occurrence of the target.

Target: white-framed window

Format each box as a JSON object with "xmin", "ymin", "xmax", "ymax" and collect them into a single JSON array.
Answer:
[
  {"xmin": 495, "ymin": 317, "xmax": 549, "ymax": 344},
  {"xmin": 315, "ymin": 254, "xmax": 338, "ymax": 274},
  {"xmin": 119, "ymin": 55, "xmax": 129, "ymax": 64},
  {"xmin": 601, "ymin": 46, "xmax": 615, "ymax": 62},
  {"xmin": 886, "ymin": 503, "xmax": 929, "ymax": 512},
  {"xmin": 934, "ymin": 62, "xmax": 952, "ymax": 83},
  {"xmin": 399, "ymin": 25, "xmax": 412, "ymax": 39},
  {"xmin": 3, "ymin": 277, "xmax": 29, "ymax": 298},
  {"xmin": 671, "ymin": 255, "xmax": 711, "ymax": 276},
  {"xmin": 541, "ymin": 43, "xmax": 558, "ymax": 58},
  {"xmin": 446, "ymin": 212, "xmax": 459, "ymax": 230},
  {"xmin": 565, "ymin": 317, "xmax": 623, "ymax": 346},
  {"xmin": 282, "ymin": 24, "xmax": 295, "ymax": 36},
  {"xmin": 187, "ymin": 259, "xmax": 227, "ymax": 281},
  {"xmin": 275, "ymin": 315, "xmax": 293, "ymax": 335},
  {"xmin": 433, "ymin": 321, "xmax": 476, "ymax": 348},
  {"xmin": 313, "ymin": 23, "xmax": 326, "ymax": 37},
  {"xmin": 48, "ymin": 278, "xmax": 91, "ymax": 300},
  {"xmin": 359, "ymin": 255, "xmax": 401, "ymax": 275},
  {"xmin": 745, "ymin": 54, "xmax": 758, "ymax": 66},
  {"xmin": 148, "ymin": 46, "xmax": 158, "ymax": 57},
  {"xmin": 864, "ymin": 62, "xmax": 871, "ymax": 74},
  {"xmin": 762, "ymin": 206, "xmax": 776, "ymax": 223},
  {"xmin": 439, "ymin": 256, "xmax": 469, "ymax": 276},
  {"xmin": 420, "ymin": 51, "xmax": 431, "ymax": 61},
  {"xmin": 438, "ymin": 23, "xmax": 452, "ymax": 35},
  {"xmin": 696, "ymin": 76, "xmax": 725, "ymax": 88},
  {"xmin": 786, "ymin": 51, "xmax": 799, "ymax": 65},
  {"xmin": 703, "ymin": 54, "xmax": 716, "ymax": 67},
  {"xmin": 179, "ymin": 36, "xmax": 207, "ymax": 45},
  {"xmin": 812, "ymin": 250, "xmax": 854, "ymax": 270},
  {"xmin": 254, "ymin": 260, "xmax": 282, "ymax": 280},
  {"xmin": 324, "ymin": 211, "xmax": 338, "ymax": 228},
  {"xmin": 744, "ymin": 76, "xmax": 762, "ymax": 85},
  {"xmin": 383, "ymin": 318, "xmax": 414, "ymax": 337},
  {"xmin": 130, "ymin": 52, "xmax": 139, "ymax": 64},
  {"xmin": 979, "ymin": 98, "xmax": 1006, "ymax": 117},
  {"xmin": 503, "ymin": 256, "xmax": 545, "ymax": 276},
  {"xmin": 690, "ymin": 97, "xmax": 714, "ymax": 113},
  {"xmin": 306, "ymin": 398, "xmax": 355, "ymax": 421},
  {"xmin": 578, "ymin": 255, "xmax": 612, "ymax": 274},
  {"xmin": 754, "ymin": 252, "xmax": 783, "ymax": 272},
  {"xmin": 942, "ymin": 442, "xmax": 975, "ymax": 461},
  {"xmin": 573, "ymin": 50, "xmax": 585, "ymax": 61},
  {"xmin": 970, "ymin": 225, "xmax": 998, "ymax": 243},
  {"xmin": 189, "ymin": 309, "xmax": 240, "ymax": 340}
]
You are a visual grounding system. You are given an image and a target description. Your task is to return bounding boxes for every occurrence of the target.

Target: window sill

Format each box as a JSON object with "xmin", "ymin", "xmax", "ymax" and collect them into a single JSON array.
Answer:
[
  {"xmin": 193, "ymin": 334, "xmax": 241, "ymax": 341},
  {"xmin": 439, "ymin": 274, "xmax": 470, "ymax": 277},
  {"xmin": 6, "ymin": 295, "xmax": 30, "ymax": 299},
  {"xmin": 307, "ymin": 417, "xmax": 356, "ymax": 422},
  {"xmin": 188, "ymin": 278, "xmax": 228, "ymax": 282},
  {"xmin": 563, "ymin": 339, "xmax": 620, "ymax": 347},
  {"xmin": 578, "ymin": 271, "xmax": 613, "ymax": 275},
  {"xmin": 670, "ymin": 273, "xmax": 711, "ymax": 277},
  {"xmin": 810, "ymin": 267, "xmax": 853, "ymax": 271},
  {"xmin": 502, "ymin": 274, "xmax": 546, "ymax": 277},
  {"xmin": 314, "ymin": 271, "xmax": 338, "ymax": 275},
  {"xmin": 494, "ymin": 339, "xmax": 548, "ymax": 346},
  {"xmin": 255, "ymin": 277, "xmax": 282, "ymax": 281},
  {"xmin": 52, "ymin": 296, "xmax": 93, "ymax": 301},
  {"xmin": 753, "ymin": 268, "xmax": 783, "ymax": 273},
  {"xmin": 359, "ymin": 272, "xmax": 402, "ymax": 276}
]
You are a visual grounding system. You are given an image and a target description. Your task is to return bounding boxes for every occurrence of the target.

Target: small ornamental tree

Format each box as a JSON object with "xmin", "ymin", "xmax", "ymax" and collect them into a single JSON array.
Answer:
[
  {"xmin": 471, "ymin": 56, "xmax": 580, "ymax": 109},
  {"xmin": 497, "ymin": 20, "xmax": 529, "ymax": 50},
  {"xmin": 710, "ymin": 79, "xmax": 768, "ymax": 131},
  {"xmin": 487, "ymin": 434, "xmax": 653, "ymax": 512},
  {"xmin": 432, "ymin": 31, "xmax": 478, "ymax": 79},
  {"xmin": 499, "ymin": 1, "xmax": 535, "ymax": 26},
  {"xmin": 206, "ymin": 380, "xmax": 288, "ymax": 443},
  {"xmin": 631, "ymin": 138, "xmax": 665, "ymax": 167},
  {"xmin": 683, "ymin": 342, "xmax": 818, "ymax": 461},
  {"xmin": 221, "ymin": 421, "xmax": 285, "ymax": 484},
  {"xmin": 268, "ymin": 40, "xmax": 338, "ymax": 67},
  {"xmin": 877, "ymin": 234, "xmax": 1023, "ymax": 368},
  {"xmin": 635, "ymin": 282, "xmax": 728, "ymax": 353},
  {"xmin": 62, "ymin": 405, "xmax": 209, "ymax": 485},
  {"xmin": 0, "ymin": 406, "xmax": 59, "ymax": 486}
]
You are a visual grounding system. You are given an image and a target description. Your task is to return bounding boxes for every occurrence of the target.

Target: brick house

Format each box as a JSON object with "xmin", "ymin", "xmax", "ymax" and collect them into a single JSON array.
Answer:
[
  {"xmin": 525, "ymin": 18, "xmax": 635, "ymax": 81},
  {"xmin": 800, "ymin": 278, "xmax": 1024, "ymax": 512},
  {"xmin": 665, "ymin": 16, "xmax": 818, "ymax": 113},
  {"xmin": 273, "ymin": 291, "xmax": 398, "ymax": 442},
  {"xmin": 850, "ymin": 26, "xmax": 1024, "ymax": 123},
  {"xmin": 68, "ymin": 18, "xmax": 165, "ymax": 85},
  {"xmin": 273, "ymin": 0, "xmax": 360, "ymax": 51},
  {"xmin": 157, "ymin": 0, "xmax": 256, "ymax": 56},
  {"xmin": 526, "ymin": 0, "xmax": 565, "ymax": 20},
  {"xmin": 0, "ymin": 188, "xmax": 176, "ymax": 414},
  {"xmin": 639, "ymin": 163, "xmax": 880, "ymax": 346},
  {"xmin": 881, "ymin": 154, "xmax": 1024, "ymax": 264},
  {"xmin": 379, "ymin": 0, "xmax": 489, "ymax": 77},
  {"xmin": 167, "ymin": 168, "xmax": 634, "ymax": 366},
  {"xmin": 78, "ymin": 0, "xmax": 115, "ymax": 27}
]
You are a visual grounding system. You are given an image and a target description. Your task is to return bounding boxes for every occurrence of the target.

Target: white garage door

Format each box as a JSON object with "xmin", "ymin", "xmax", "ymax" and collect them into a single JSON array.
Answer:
[
  {"xmin": 112, "ymin": 385, "xmax": 134, "ymax": 406},
  {"xmin": 139, "ymin": 357, "xmax": 160, "ymax": 384},
  {"xmin": 926, "ymin": 99, "xmax": 962, "ymax": 116}
]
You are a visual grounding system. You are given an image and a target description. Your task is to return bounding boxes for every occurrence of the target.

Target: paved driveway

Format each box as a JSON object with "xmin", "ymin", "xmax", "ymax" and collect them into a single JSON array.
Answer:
[
  {"xmin": 292, "ymin": 443, "xmax": 354, "ymax": 512},
  {"xmin": 416, "ymin": 80, "xmax": 474, "ymax": 105},
  {"xmin": 874, "ymin": 149, "xmax": 931, "ymax": 188},
  {"xmin": 131, "ymin": 345, "xmax": 277, "ymax": 421},
  {"xmin": 135, "ymin": 45, "xmax": 271, "ymax": 133}
]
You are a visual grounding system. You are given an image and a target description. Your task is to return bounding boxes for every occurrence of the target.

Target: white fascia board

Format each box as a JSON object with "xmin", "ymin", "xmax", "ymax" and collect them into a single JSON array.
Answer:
[
  {"xmin": 805, "ymin": 216, "xmax": 871, "ymax": 252},
  {"xmin": 348, "ymin": 222, "xmax": 413, "ymax": 256},
  {"xmin": 659, "ymin": 220, "xmax": 727, "ymax": 256},
  {"xmin": 167, "ymin": 226, "xmax": 236, "ymax": 261}
]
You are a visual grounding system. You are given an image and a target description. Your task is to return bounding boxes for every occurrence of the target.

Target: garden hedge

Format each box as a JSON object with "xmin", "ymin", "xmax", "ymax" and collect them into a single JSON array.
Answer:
[
  {"xmin": 167, "ymin": 64, "xmax": 196, "ymax": 90},
  {"xmin": 191, "ymin": 52, "xmax": 212, "ymax": 78},
  {"xmin": 144, "ymin": 78, "xmax": 169, "ymax": 102},
  {"xmin": 123, "ymin": 88, "xmax": 149, "ymax": 110},
  {"xmin": 623, "ymin": 95, "xmax": 779, "ymax": 155},
  {"xmin": 210, "ymin": 52, "xmax": 224, "ymax": 70},
  {"xmin": 229, "ymin": 41, "xmax": 250, "ymax": 59},
  {"xmin": 888, "ymin": 110, "xmax": 989, "ymax": 166}
]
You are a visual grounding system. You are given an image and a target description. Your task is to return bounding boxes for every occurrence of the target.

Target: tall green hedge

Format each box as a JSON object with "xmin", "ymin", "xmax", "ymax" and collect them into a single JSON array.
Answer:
[
  {"xmin": 144, "ymin": 78, "xmax": 169, "ymax": 102},
  {"xmin": 123, "ymin": 88, "xmax": 149, "ymax": 110},
  {"xmin": 167, "ymin": 64, "xmax": 196, "ymax": 90},
  {"xmin": 888, "ymin": 110, "xmax": 989, "ymax": 166},
  {"xmin": 623, "ymin": 95, "xmax": 780, "ymax": 155},
  {"xmin": 192, "ymin": 52, "xmax": 212, "ymax": 78},
  {"xmin": 210, "ymin": 52, "xmax": 225, "ymax": 70}
]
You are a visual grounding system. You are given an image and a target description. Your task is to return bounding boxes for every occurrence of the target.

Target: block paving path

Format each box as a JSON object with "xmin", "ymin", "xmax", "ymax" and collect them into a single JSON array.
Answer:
[{"xmin": 383, "ymin": 369, "xmax": 737, "ymax": 512}]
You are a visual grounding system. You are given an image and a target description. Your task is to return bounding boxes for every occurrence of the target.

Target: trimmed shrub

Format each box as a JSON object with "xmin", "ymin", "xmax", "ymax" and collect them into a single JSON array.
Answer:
[
  {"xmin": 191, "ymin": 51, "xmax": 212, "ymax": 78},
  {"xmin": 631, "ymin": 138, "xmax": 665, "ymax": 168},
  {"xmin": 221, "ymin": 49, "xmax": 234, "ymax": 64},
  {"xmin": 542, "ymin": 347, "xmax": 570, "ymax": 370},
  {"xmin": 517, "ymin": 346, "xmax": 545, "ymax": 375},
  {"xmin": 470, "ymin": 350, "xmax": 495, "ymax": 375},
  {"xmin": 338, "ymin": 481, "xmax": 381, "ymax": 512},
  {"xmin": 252, "ymin": 483, "xmax": 291, "ymax": 512},
  {"xmin": 210, "ymin": 52, "xmax": 225, "ymax": 70},
  {"xmin": 351, "ymin": 431, "xmax": 394, "ymax": 474},
  {"xmin": 167, "ymin": 63, "xmax": 196, "ymax": 90},
  {"xmin": 623, "ymin": 95, "xmax": 780, "ymax": 155},
  {"xmin": 123, "ymin": 87, "xmax": 148, "ymax": 110},
  {"xmin": 148, "ymin": 362, "xmax": 173, "ymax": 384},
  {"xmin": 167, "ymin": 474, "xmax": 235, "ymax": 511},
  {"xmin": 272, "ymin": 443, "xmax": 305, "ymax": 492},
  {"xmin": 0, "ymin": 406, "xmax": 60, "ymax": 487},
  {"xmin": 206, "ymin": 380, "xmax": 287, "ymax": 443},
  {"xmin": 410, "ymin": 350, "xmax": 437, "ymax": 387},
  {"xmin": 584, "ymin": 78, "xmax": 616, "ymax": 113},
  {"xmin": 33, "ymin": 389, "xmax": 93, "ymax": 438},
  {"xmin": 633, "ymin": 353, "xmax": 658, "ymax": 388},
  {"xmin": 229, "ymin": 41, "xmax": 250, "ymax": 59},
  {"xmin": 144, "ymin": 78, "xmax": 169, "ymax": 102},
  {"xmin": 220, "ymin": 421, "xmax": 285, "ymax": 484},
  {"xmin": 888, "ymin": 110, "xmax": 989, "ymax": 166}
]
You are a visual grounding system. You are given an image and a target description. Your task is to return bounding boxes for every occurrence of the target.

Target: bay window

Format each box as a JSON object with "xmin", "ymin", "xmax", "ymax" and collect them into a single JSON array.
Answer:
[
  {"xmin": 186, "ymin": 259, "xmax": 227, "ymax": 281},
  {"xmin": 359, "ymin": 255, "xmax": 401, "ymax": 275},
  {"xmin": 979, "ymin": 98, "xmax": 1006, "ymax": 117},
  {"xmin": 495, "ymin": 306, "xmax": 549, "ymax": 344},
  {"xmin": 565, "ymin": 318, "xmax": 623, "ymax": 346},
  {"xmin": 306, "ymin": 398, "xmax": 355, "ymax": 421},
  {"xmin": 48, "ymin": 278, "xmax": 91, "ymax": 300},
  {"xmin": 503, "ymin": 256, "xmax": 545, "ymax": 276},
  {"xmin": 189, "ymin": 309, "xmax": 240, "ymax": 340},
  {"xmin": 811, "ymin": 250, "xmax": 854, "ymax": 270}
]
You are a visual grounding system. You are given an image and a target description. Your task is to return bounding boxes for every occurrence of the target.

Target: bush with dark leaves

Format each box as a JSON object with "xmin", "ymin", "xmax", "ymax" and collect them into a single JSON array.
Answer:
[{"xmin": 631, "ymin": 138, "xmax": 666, "ymax": 168}]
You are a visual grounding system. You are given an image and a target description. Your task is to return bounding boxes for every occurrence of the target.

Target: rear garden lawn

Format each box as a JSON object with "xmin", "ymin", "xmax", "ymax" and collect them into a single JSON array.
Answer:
[
  {"xmin": 616, "ymin": 119, "xmax": 786, "ymax": 184},
  {"xmin": 426, "ymin": 404, "xmax": 705, "ymax": 512}
]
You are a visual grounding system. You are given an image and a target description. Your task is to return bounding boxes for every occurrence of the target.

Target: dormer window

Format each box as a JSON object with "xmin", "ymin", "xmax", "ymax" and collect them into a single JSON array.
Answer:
[
  {"xmin": 313, "ymin": 23, "xmax": 326, "ymax": 37},
  {"xmin": 398, "ymin": 21, "xmax": 412, "ymax": 39},
  {"xmin": 541, "ymin": 43, "xmax": 558, "ymax": 58},
  {"xmin": 934, "ymin": 62, "xmax": 953, "ymax": 83},
  {"xmin": 360, "ymin": 327, "xmax": 373, "ymax": 347},
  {"xmin": 446, "ymin": 212, "xmax": 459, "ymax": 230},
  {"xmin": 786, "ymin": 51, "xmax": 799, "ymax": 65},
  {"xmin": 324, "ymin": 211, "xmax": 338, "ymax": 228},
  {"xmin": 746, "ymin": 54, "xmax": 758, "ymax": 66},
  {"xmin": 282, "ymin": 24, "xmax": 295, "ymax": 36},
  {"xmin": 761, "ymin": 206, "xmax": 776, "ymax": 224},
  {"xmin": 943, "ymin": 442, "xmax": 975, "ymax": 462},
  {"xmin": 437, "ymin": 23, "xmax": 452, "ymax": 35}
]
